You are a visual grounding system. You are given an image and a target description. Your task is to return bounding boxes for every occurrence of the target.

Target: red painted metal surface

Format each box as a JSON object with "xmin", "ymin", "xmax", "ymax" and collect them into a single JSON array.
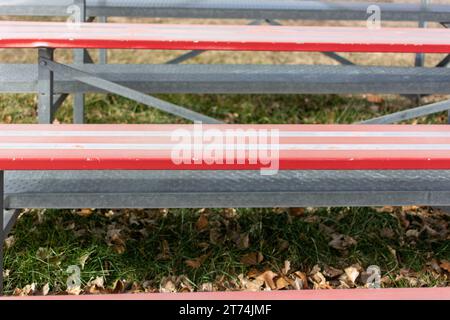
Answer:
[
  {"xmin": 1, "ymin": 287, "xmax": 449, "ymax": 300},
  {"xmin": 1, "ymin": 21, "xmax": 450, "ymax": 53},
  {"xmin": 2, "ymin": 124, "xmax": 450, "ymax": 170}
]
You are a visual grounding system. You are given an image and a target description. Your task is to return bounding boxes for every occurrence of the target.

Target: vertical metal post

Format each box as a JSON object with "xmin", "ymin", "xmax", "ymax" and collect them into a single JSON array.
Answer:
[
  {"xmin": 73, "ymin": 0, "xmax": 87, "ymax": 124},
  {"xmin": 37, "ymin": 48, "xmax": 55, "ymax": 124},
  {"xmin": 412, "ymin": 0, "xmax": 430, "ymax": 104},
  {"xmin": 99, "ymin": 16, "xmax": 108, "ymax": 65},
  {"xmin": 415, "ymin": 0, "xmax": 429, "ymax": 68},
  {"xmin": 1, "ymin": 170, "xmax": 4, "ymax": 295}
]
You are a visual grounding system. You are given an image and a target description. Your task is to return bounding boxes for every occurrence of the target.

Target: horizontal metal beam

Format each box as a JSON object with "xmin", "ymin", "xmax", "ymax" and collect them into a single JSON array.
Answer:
[
  {"xmin": 1, "ymin": 0, "xmax": 450, "ymax": 22},
  {"xmin": 5, "ymin": 170, "xmax": 450, "ymax": 208},
  {"xmin": 3, "ymin": 63, "xmax": 450, "ymax": 95}
]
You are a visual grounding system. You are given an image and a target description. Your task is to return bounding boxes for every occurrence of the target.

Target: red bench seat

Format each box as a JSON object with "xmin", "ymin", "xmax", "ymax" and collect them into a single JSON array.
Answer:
[
  {"xmin": 1, "ymin": 124, "xmax": 450, "ymax": 170},
  {"xmin": 1, "ymin": 21, "xmax": 450, "ymax": 53}
]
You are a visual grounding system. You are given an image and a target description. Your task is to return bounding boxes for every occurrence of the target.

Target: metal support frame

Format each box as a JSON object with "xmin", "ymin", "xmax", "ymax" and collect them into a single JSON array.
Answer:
[
  {"xmin": 0, "ymin": 171, "xmax": 21, "ymax": 296},
  {"xmin": 163, "ymin": 17, "xmax": 354, "ymax": 67},
  {"xmin": 415, "ymin": 0, "xmax": 429, "ymax": 69},
  {"xmin": 360, "ymin": 98, "xmax": 450, "ymax": 124},
  {"xmin": 43, "ymin": 59, "xmax": 222, "ymax": 124},
  {"xmin": 98, "ymin": 16, "xmax": 108, "ymax": 65},
  {"xmin": 37, "ymin": 48, "xmax": 55, "ymax": 124},
  {"xmin": 3, "ymin": 0, "xmax": 450, "ymax": 22},
  {"xmin": 73, "ymin": 0, "xmax": 87, "ymax": 124},
  {"xmin": 408, "ymin": 0, "xmax": 430, "ymax": 103},
  {"xmin": 165, "ymin": 19, "xmax": 264, "ymax": 65}
]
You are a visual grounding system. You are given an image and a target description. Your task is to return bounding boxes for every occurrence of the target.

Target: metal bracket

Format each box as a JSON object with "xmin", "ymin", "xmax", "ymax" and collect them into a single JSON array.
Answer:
[{"xmin": 44, "ymin": 59, "xmax": 222, "ymax": 124}]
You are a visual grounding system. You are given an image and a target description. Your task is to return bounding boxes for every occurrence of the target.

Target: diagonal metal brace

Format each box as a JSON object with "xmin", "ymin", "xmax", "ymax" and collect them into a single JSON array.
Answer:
[
  {"xmin": 265, "ymin": 19, "xmax": 355, "ymax": 66},
  {"xmin": 360, "ymin": 98, "xmax": 450, "ymax": 124},
  {"xmin": 2, "ymin": 210, "xmax": 20, "ymax": 238},
  {"xmin": 42, "ymin": 59, "xmax": 222, "ymax": 124}
]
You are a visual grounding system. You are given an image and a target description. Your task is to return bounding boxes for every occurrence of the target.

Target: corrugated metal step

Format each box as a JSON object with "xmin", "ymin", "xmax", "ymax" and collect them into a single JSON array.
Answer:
[
  {"xmin": 1, "ymin": 0, "xmax": 449, "ymax": 21},
  {"xmin": 4, "ymin": 170, "xmax": 450, "ymax": 208},
  {"xmin": 2, "ymin": 64, "xmax": 450, "ymax": 94}
]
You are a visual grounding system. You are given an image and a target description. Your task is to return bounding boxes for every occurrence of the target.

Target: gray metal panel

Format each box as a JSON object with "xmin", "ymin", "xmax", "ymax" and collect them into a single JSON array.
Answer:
[
  {"xmin": 3, "ymin": 63, "xmax": 450, "ymax": 94},
  {"xmin": 4, "ymin": 170, "xmax": 450, "ymax": 208},
  {"xmin": 1, "ymin": 1, "xmax": 450, "ymax": 21}
]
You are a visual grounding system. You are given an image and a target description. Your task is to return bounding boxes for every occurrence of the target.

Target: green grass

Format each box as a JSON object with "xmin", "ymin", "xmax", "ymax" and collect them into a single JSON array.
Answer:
[
  {"xmin": 1, "ymin": 85, "xmax": 450, "ymax": 294},
  {"xmin": 4, "ymin": 207, "xmax": 449, "ymax": 293}
]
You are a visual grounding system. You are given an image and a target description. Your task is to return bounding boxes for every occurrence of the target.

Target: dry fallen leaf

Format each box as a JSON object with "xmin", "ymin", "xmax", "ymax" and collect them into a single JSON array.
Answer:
[
  {"xmin": 323, "ymin": 265, "xmax": 344, "ymax": 279},
  {"xmin": 289, "ymin": 208, "xmax": 305, "ymax": 217},
  {"xmin": 4, "ymin": 235, "xmax": 15, "ymax": 249},
  {"xmin": 42, "ymin": 283, "xmax": 50, "ymax": 296},
  {"xmin": 2, "ymin": 269, "xmax": 10, "ymax": 279},
  {"xmin": 342, "ymin": 266, "xmax": 360, "ymax": 286},
  {"xmin": 3, "ymin": 115, "xmax": 12, "ymax": 123},
  {"xmin": 406, "ymin": 229, "xmax": 420, "ymax": 238},
  {"xmin": 222, "ymin": 208, "xmax": 237, "ymax": 219},
  {"xmin": 375, "ymin": 206, "xmax": 395, "ymax": 213},
  {"xmin": 90, "ymin": 276, "xmax": 105, "ymax": 288},
  {"xmin": 77, "ymin": 208, "xmax": 93, "ymax": 217},
  {"xmin": 294, "ymin": 271, "xmax": 309, "ymax": 289},
  {"xmin": 196, "ymin": 214, "xmax": 209, "ymax": 231},
  {"xmin": 156, "ymin": 239, "xmax": 171, "ymax": 260},
  {"xmin": 185, "ymin": 254, "xmax": 209, "ymax": 269},
  {"xmin": 235, "ymin": 233, "xmax": 250, "ymax": 250},
  {"xmin": 281, "ymin": 260, "xmax": 291, "ymax": 275},
  {"xmin": 111, "ymin": 279, "xmax": 125, "ymax": 294},
  {"xmin": 240, "ymin": 252, "xmax": 264, "ymax": 266},
  {"xmin": 78, "ymin": 252, "xmax": 92, "ymax": 270},
  {"xmin": 238, "ymin": 274, "xmax": 264, "ymax": 292},
  {"xmin": 310, "ymin": 272, "xmax": 330, "ymax": 289},
  {"xmin": 159, "ymin": 278, "xmax": 176, "ymax": 293},
  {"xmin": 428, "ymin": 259, "xmax": 442, "ymax": 274},
  {"xmin": 20, "ymin": 283, "xmax": 36, "ymax": 296},
  {"xmin": 256, "ymin": 270, "xmax": 278, "ymax": 290},
  {"xmin": 275, "ymin": 276, "xmax": 290, "ymax": 290},
  {"xmin": 328, "ymin": 234, "xmax": 357, "ymax": 251},
  {"xmin": 199, "ymin": 283, "xmax": 214, "ymax": 292},
  {"xmin": 66, "ymin": 285, "xmax": 82, "ymax": 295},
  {"xmin": 113, "ymin": 244, "xmax": 126, "ymax": 254},
  {"xmin": 396, "ymin": 211, "xmax": 410, "ymax": 228},
  {"xmin": 106, "ymin": 227, "xmax": 126, "ymax": 254},
  {"xmin": 85, "ymin": 276, "xmax": 105, "ymax": 294},
  {"xmin": 440, "ymin": 260, "xmax": 450, "ymax": 273},
  {"xmin": 365, "ymin": 94, "xmax": 384, "ymax": 104}
]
